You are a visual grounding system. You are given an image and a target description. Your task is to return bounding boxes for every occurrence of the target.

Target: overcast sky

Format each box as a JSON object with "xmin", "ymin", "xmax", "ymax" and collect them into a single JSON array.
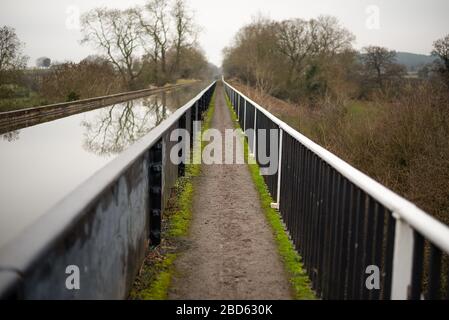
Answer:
[{"xmin": 1, "ymin": 0, "xmax": 448, "ymax": 67}]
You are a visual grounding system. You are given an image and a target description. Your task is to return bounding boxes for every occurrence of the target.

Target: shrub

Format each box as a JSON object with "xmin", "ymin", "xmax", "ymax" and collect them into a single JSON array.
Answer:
[
  {"xmin": 0, "ymin": 84, "xmax": 29, "ymax": 99},
  {"xmin": 66, "ymin": 91, "xmax": 80, "ymax": 102}
]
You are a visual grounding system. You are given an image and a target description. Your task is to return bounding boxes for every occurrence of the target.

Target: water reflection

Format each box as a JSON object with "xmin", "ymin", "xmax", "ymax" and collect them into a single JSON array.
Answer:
[
  {"xmin": 2, "ymin": 130, "xmax": 20, "ymax": 142},
  {"xmin": 0, "ymin": 82, "xmax": 207, "ymax": 249},
  {"xmin": 81, "ymin": 94, "xmax": 168, "ymax": 156}
]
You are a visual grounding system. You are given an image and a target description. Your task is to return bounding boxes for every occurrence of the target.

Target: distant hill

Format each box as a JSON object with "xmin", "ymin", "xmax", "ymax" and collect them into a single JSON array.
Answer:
[
  {"xmin": 357, "ymin": 51, "xmax": 438, "ymax": 72},
  {"xmin": 394, "ymin": 52, "xmax": 437, "ymax": 72}
]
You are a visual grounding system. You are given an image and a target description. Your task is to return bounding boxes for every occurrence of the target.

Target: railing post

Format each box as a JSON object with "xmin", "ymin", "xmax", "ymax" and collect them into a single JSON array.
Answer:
[
  {"xmin": 148, "ymin": 139, "xmax": 163, "ymax": 246},
  {"xmin": 231, "ymin": 90, "xmax": 233, "ymax": 109},
  {"xmin": 237, "ymin": 94, "xmax": 240, "ymax": 121},
  {"xmin": 271, "ymin": 128, "xmax": 283, "ymax": 209},
  {"xmin": 391, "ymin": 215, "xmax": 414, "ymax": 299},
  {"xmin": 195, "ymin": 101, "xmax": 199, "ymax": 121},
  {"xmin": 251, "ymin": 108, "xmax": 257, "ymax": 157},
  {"xmin": 243, "ymin": 99, "xmax": 247, "ymax": 132},
  {"xmin": 178, "ymin": 113, "xmax": 186, "ymax": 177}
]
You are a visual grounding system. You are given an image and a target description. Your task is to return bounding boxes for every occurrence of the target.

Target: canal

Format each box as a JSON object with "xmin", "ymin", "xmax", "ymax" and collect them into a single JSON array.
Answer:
[{"xmin": 0, "ymin": 82, "xmax": 208, "ymax": 249}]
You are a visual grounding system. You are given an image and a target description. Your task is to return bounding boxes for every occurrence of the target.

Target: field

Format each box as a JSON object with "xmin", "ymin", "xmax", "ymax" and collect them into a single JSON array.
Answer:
[{"xmin": 230, "ymin": 80, "xmax": 449, "ymax": 227}]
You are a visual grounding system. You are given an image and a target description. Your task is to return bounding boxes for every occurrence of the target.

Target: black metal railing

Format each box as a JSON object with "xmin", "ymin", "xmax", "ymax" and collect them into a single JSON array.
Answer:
[{"xmin": 224, "ymin": 79, "xmax": 449, "ymax": 300}]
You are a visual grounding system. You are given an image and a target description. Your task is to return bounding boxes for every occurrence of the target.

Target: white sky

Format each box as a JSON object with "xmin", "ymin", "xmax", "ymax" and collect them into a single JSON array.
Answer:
[{"xmin": 1, "ymin": 0, "xmax": 448, "ymax": 67}]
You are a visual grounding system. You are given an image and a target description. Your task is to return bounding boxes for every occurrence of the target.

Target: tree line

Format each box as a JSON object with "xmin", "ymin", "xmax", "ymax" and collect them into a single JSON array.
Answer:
[
  {"xmin": 0, "ymin": 0, "xmax": 218, "ymax": 110},
  {"xmin": 223, "ymin": 16, "xmax": 449, "ymax": 227},
  {"xmin": 222, "ymin": 16, "xmax": 449, "ymax": 106},
  {"xmin": 80, "ymin": 0, "xmax": 211, "ymax": 89}
]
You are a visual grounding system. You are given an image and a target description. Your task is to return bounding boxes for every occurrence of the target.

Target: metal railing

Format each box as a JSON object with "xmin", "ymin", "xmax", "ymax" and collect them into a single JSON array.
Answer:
[
  {"xmin": 0, "ymin": 81, "xmax": 216, "ymax": 299},
  {"xmin": 223, "ymin": 79, "xmax": 449, "ymax": 300}
]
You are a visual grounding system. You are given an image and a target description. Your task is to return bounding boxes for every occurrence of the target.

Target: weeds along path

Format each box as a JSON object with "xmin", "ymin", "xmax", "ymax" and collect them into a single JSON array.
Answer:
[{"xmin": 168, "ymin": 83, "xmax": 292, "ymax": 299}]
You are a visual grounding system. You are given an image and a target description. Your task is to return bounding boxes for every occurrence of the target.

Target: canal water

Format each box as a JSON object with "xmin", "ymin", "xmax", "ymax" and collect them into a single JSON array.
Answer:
[{"xmin": 0, "ymin": 82, "xmax": 208, "ymax": 249}]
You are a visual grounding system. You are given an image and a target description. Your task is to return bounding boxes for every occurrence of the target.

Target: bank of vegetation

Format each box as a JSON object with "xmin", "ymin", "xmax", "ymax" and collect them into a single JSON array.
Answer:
[
  {"xmin": 225, "ymin": 93, "xmax": 315, "ymax": 299},
  {"xmin": 0, "ymin": 0, "xmax": 218, "ymax": 112},
  {"xmin": 223, "ymin": 16, "xmax": 449, "ymax": 226}
]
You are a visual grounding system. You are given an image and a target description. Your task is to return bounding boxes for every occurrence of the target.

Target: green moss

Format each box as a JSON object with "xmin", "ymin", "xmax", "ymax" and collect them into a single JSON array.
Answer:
[
  {"xmin": 135, "ymin": 254, "xmax": 176, "ymax": 300},
  {"xmin": 130, "ymin": 90, "xmax": 216, "ymax": 300},
  {"xmin": 225, "ymin": 94, "xmax": 316, "ymax": 300},
  {"xmin": 168, "ymin": 179, "xmax": 194, "ymax": 238}
]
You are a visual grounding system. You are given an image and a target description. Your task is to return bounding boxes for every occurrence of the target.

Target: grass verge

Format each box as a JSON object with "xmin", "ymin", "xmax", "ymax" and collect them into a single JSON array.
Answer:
[
  {"xmin": 129, "ymin": 91, "xmax": 216, "ymax": 300},
  {"xmin": 225, "ymin": 94, "xmax": 316, "ymax": 300}
]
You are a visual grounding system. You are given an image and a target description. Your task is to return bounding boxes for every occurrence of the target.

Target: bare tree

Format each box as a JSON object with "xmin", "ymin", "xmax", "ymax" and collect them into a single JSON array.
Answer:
[
  {"xmin": 272, "ymin": 16, "xmax": 354, "ymax": 99},
  {"xmin": 276, "ymin": 18, "xmax": 313, "ymax": 87},
  {"xmin": 362, "ymin": 46, "xmax": 405, "ymax": 90},
  {"xmin": 433, "ymin": 34, "xmax": 449, "ymax": 67},
  {"xmin": 311, "ymin": 16, "xmax": 354, "ymax": 56},
  {"xmin": 223, "ymin": 17, "xmax": 282, "ymax": 95},
  {"xmin": 138, "ymin": 0, "xmax": 171, "ymax": 85},
  {"xmin": 0, "ymin": 26, "xmax": 28, "ymax": 84},
  {"xmin": 170, "ymin": 46, "xmax": 208, "ymax": 79},
  {"xmin": 170, "ymin": 0, "xmax": 197, "ymax": 76},
  {"xmin": 276, "ymin": 16, "xmax": 353, "ymax": 71},
  {"xmin": 80, "ymin": 8, "xmax": 144, "ymax": 89},
  {"xmin": 432, "ymin": 34, "xmax": 449, "ymax": 86}
]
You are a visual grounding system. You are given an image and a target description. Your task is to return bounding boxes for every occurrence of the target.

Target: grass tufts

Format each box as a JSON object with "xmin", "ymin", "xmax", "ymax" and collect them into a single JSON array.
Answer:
[{"xmin": 225, "ymin": 93, "xmax": 316, "ymax": 300}]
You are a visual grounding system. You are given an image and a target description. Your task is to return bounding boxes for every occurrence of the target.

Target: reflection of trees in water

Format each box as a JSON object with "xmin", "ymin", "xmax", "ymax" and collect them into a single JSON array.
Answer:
[
  {"xmin": 81, "ymin": 84, "xmax": 205, "ymax": 156},
  {"xmin": 2, "ymin": 130, "xmax": 20, "ymax": 142},
  {"xmin": 0, "ymin": 84, "xmax": 204, "ymax": 149},
  {"xmin": 82, "ymin": 93, "xmax": 170, "ymax": 156}
]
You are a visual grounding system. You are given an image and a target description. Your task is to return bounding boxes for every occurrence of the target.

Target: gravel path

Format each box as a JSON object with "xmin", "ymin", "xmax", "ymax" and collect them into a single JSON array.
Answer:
[{"xmin": 168, "ymin": 83, "xmax": 292, "ymax": 300}]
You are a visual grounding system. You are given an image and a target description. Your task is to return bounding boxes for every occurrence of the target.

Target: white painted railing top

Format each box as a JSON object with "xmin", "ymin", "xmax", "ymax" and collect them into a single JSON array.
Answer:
[{"xmin": 222, "ymin": 78, "xmax": 449, "ymax": 255}]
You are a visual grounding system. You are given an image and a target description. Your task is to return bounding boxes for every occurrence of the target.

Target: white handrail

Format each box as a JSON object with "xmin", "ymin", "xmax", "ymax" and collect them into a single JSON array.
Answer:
[{"xmin": 223, "ymin": 78, "xmax": 449, "ymax": 255}]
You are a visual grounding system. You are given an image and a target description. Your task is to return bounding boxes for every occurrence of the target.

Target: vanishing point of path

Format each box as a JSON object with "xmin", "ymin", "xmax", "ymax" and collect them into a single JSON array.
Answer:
[{"xmin": 168, "ymin": 83, "xmax": 292, "ymax": 300}]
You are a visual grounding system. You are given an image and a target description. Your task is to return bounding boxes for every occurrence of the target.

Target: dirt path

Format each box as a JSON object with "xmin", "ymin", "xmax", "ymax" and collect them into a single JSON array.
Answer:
[{"xmin": 168, "ymin": 83, "xmax": 292, "ymax": 300}]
